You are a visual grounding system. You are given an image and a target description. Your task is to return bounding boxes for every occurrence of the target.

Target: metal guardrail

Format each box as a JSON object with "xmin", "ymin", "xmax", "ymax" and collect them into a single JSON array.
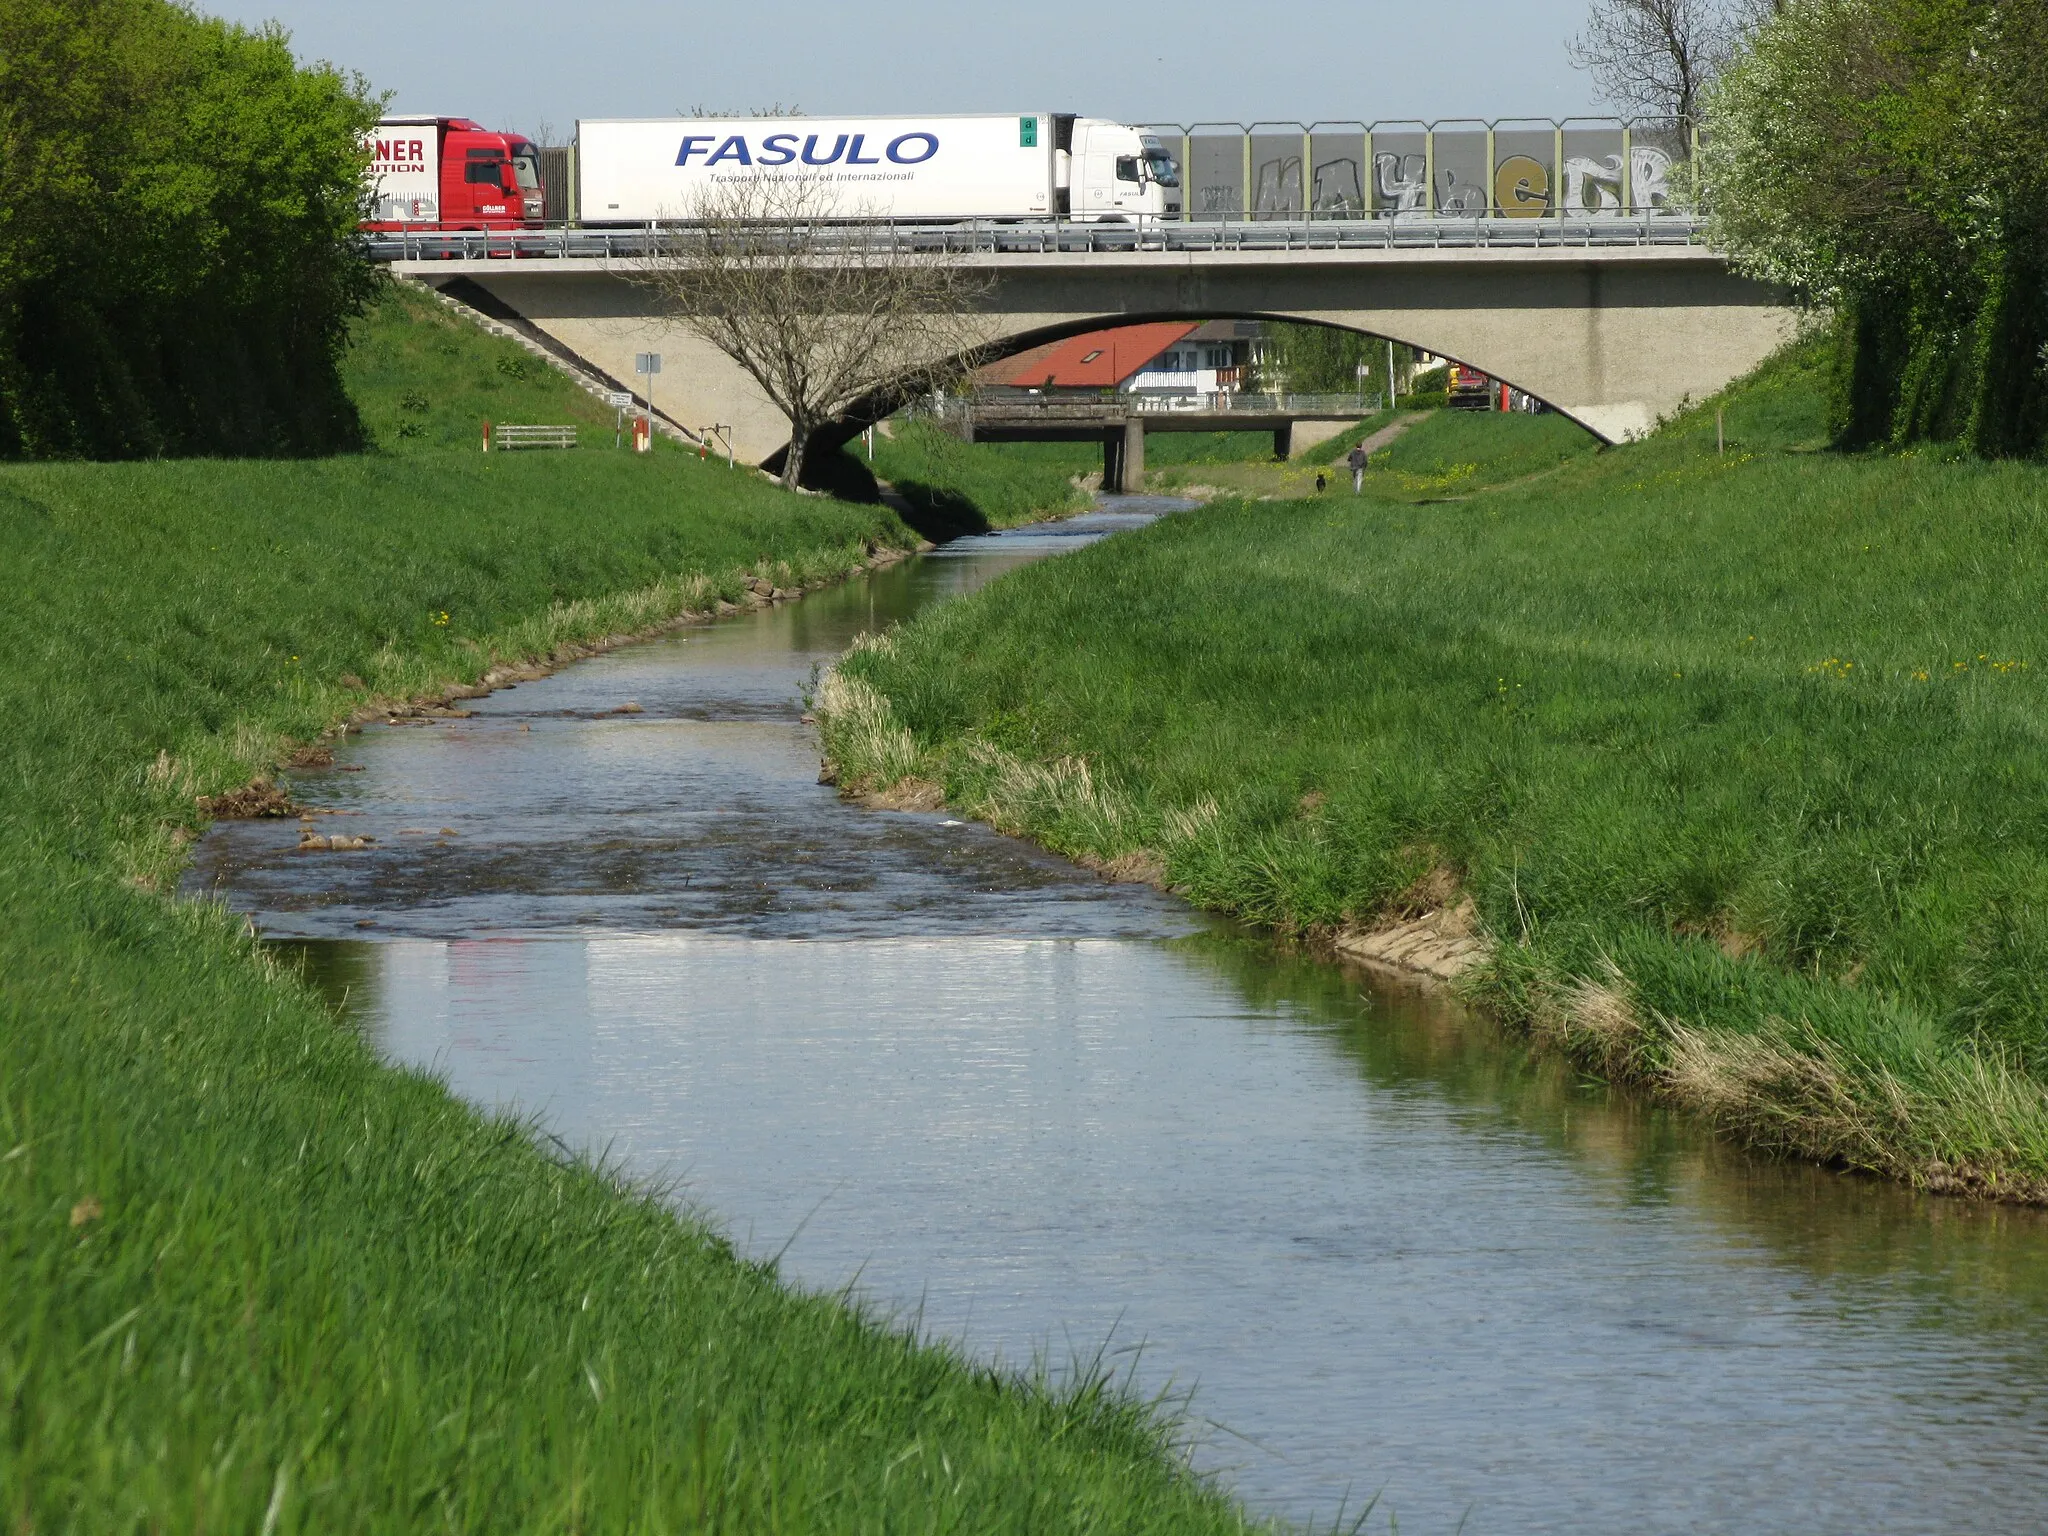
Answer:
[
  {"xmin": 367, "ymin": 213, "xmax": 1709, "ymax": 264},
  {"xmin": 492, "ymin": 424, "xmax": 578, "ymax": 450}
]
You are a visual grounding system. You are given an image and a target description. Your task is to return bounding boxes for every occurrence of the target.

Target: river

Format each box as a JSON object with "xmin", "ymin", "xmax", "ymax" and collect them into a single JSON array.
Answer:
[{"xmin": 187, "ymin": 502, "xmax": 2048, "ymax": 1533}]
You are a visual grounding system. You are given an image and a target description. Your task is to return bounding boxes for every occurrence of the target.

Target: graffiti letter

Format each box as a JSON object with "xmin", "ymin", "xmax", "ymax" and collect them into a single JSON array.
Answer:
[
  {"xmin": 1493, "ymin": 154, "xmax": 1550, "ymax": 217},
  {"xmin": 1374, "ymin": 151, "xmax": 1428, "ymax": 212}
]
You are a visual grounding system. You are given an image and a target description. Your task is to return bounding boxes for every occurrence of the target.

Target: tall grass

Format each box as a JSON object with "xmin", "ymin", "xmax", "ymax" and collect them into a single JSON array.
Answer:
[
  {"xmin": 0, "ymin": 293, "xmax": 1274, "ymax": 1528},
  {"xmin": 823, "ymin": 343, "xmax": 2048, "ymax": 1200}
]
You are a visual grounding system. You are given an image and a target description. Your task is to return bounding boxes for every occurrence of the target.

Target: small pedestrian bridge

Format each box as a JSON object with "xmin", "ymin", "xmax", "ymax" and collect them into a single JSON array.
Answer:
[{"xmin": 923, "ymin": 392, "xmax": 1391, "ymax": 491}]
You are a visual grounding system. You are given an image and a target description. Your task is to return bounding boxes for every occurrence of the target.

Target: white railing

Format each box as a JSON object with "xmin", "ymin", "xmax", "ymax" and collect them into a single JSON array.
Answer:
[{"xmin": 1128, "ymin": 390, "xmax": 1385, "ymax": 415}]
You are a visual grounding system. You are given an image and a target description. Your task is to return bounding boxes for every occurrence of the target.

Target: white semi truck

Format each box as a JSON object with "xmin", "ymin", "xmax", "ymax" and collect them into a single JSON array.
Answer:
[{"xmin": 575, "ymin": 113, "xmax": 1179, "ymax": 223}]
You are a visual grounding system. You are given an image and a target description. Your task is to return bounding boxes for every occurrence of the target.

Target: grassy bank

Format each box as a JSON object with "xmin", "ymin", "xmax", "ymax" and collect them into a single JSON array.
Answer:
[
  {"xmin": 821, "ymin": 346, "xmax": 2048, "ymax": 1202},
  {"xmin": 865, "ymin": 411, "xmax": 1415, "ymax": 530},
  {"xmin": 867, "ymin": 417, "xmax": 1095, "ymax": 531},
  {"xmin": 1144, "ymin": 411, "xmax": 1595, "ymax": 500},
  {"xmin": 0, "ymin": 283, "xmax": 1271, "ymax": 1529}
]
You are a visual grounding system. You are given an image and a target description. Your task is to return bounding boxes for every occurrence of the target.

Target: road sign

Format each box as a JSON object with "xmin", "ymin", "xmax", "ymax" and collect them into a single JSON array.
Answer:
[
  {"xmin": 634, "ymin": 353, "xmax": 662, "ymax": 376},
  {"xmin": 606, "ymin": 390, "xmax": 633, "ymax": 409}
]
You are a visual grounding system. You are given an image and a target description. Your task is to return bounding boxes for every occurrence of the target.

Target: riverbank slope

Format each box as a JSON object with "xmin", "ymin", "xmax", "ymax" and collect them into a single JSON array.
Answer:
[
  {"xmin": 820, "ymin": 344, "xmax": 2048, "ymax": 1202},
  {"xmin": 0, "ymin": 284, "xmax": 1272, "ymax": 1529}
]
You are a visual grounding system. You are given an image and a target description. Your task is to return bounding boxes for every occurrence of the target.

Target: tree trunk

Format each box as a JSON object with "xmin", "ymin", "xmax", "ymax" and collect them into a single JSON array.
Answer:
[{"xmin": 782, "ymin": 420, "xmax": 808, "ymax": 491}]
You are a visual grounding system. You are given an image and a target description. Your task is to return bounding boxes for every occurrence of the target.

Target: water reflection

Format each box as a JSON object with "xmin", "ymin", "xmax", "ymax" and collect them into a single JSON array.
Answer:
[{"xmin": 281, "ymin": 929, "xmax": 2048, "ymax": 1533}]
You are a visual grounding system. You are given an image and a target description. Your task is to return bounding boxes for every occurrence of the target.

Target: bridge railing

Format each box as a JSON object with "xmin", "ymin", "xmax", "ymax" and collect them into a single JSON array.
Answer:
[
  {"xmin": 910, "ymin": 390, "xmax": 1388, "ymax": 425},
  {"xmin": 366, "ymin": 211, "xmax": 1707, "ymax": 264}
]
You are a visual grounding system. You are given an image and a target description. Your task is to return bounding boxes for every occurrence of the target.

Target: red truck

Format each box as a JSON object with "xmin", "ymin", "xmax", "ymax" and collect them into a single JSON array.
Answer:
[{"xmin": 362, "ymin": 116, "xmax": 543, "ymax": 232}]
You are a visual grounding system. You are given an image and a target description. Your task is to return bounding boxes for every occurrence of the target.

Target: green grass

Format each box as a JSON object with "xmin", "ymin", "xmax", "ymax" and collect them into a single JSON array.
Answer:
[
  {"xmin": 1294, "ymin": 415, "xmax": 1397, "ymax": 467},
  {"xmin": 1144, "ymin": 410, "xmax": 1596, "ymax": 501},
  {"xmin": 0, "ymin": 286, "xmax": 1273, "ymax": 1529},
  {"xmin": 1141, "ymin": 429, "xmax": 1290, "ymax": 466},
  {"xmin": 346, "ymin": 279, "xmax": 628, "ymax": 451},
  {"xmin": 1359, "ymin": 409, "xmax": 1601, "ymax": 492},
  {"xmin": 865, "ymin": 414, "xmax": 1381, "ymax": 532},
  {"xmin": 868, "ymin": 418, "xmax": 1094, "ymax": 532},
  {"xmin": 822, "ymin": 340, "xmax": 2048, "ymax": 1200}
]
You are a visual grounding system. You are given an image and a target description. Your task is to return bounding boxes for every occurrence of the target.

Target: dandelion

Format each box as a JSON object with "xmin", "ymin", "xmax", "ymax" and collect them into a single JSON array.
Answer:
[{"xmin": 433, "ymin": 611, "xmax": 451, "ymax": 627}]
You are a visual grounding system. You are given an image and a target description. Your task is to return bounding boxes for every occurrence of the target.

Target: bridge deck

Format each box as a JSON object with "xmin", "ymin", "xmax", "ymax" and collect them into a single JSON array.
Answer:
[{"xmin": 375, "ymin": 215, "xmax": 1709, "ymax": 267}]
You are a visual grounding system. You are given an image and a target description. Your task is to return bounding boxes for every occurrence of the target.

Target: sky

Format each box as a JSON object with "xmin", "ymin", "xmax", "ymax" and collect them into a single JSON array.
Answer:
[{"xmin": 200, "ymin": 0, "xmax": 1611, "ymax": 140}]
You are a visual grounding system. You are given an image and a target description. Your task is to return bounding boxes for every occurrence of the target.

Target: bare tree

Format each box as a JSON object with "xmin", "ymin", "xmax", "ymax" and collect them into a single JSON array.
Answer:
[
  {"xmin": 637, "ymin": 176, "xmax": 990, "ymax": 489},
  {"xmin": 1568, "ymin": 0, "xmax": 1747, "ymax": 135}
]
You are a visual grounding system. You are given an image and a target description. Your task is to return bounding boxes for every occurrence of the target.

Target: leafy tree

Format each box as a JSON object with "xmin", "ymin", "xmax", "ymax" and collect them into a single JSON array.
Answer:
[
  {"xmin": 0, "ymin": 0, "xmax": 380, "ymax": 459},
  {"xmin": 1703, "ymin": 0, "xmax": 2048, "ymax": 456},
  {"xmin": 1257, "ymin": 323, "xmax": 1410, "ymax": 398}
]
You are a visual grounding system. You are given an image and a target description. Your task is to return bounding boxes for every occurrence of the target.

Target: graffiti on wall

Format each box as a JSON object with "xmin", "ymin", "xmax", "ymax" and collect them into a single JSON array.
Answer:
[
  {"xmin": 1494, "ymin": 155, "xmax": 1550, "ymax": 217},
  {"xmin": 1562, "ymin": 145, "xmax": 1676, "ymax": 213},
  {"xmin": 1312, "ymin": 157, "xmax": 1365, "ymax": 214},
  {"xmin": 1164, "ymin": 124, "xmax": 1689, "ymax": 218},
  {"xmin": 1253, "ymin": 154, "xmax": 1304, "ymax": 214},
  {"xmin": 1373, "ymin": 151, "xmax": 1428, "ymax": 212}
]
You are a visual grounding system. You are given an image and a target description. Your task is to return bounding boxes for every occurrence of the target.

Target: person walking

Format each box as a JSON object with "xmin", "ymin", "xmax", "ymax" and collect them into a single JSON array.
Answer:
[{"xmin": 1346, "ymin": 440, "xmax": 1369, "ymax": 493}]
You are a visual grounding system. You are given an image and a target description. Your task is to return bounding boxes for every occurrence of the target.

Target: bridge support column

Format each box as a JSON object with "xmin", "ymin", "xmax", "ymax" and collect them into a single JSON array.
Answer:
[
  {"xmin": 1272, "ymin": 423, "xmax": 1294, "ymax": 460},
  {"xmin": 1119, "ymin": 417, "xmax": 1145, "ymax": 493},
  {"xmin": 1101, "ymin": 430, "xmax": 1122, "ymax": 492}
]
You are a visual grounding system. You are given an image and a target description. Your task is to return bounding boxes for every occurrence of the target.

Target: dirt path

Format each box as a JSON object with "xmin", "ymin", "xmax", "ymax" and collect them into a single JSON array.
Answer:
[{"xmin": 1353, "ymin": 411, "xmax": 1428, "ymax": 458}]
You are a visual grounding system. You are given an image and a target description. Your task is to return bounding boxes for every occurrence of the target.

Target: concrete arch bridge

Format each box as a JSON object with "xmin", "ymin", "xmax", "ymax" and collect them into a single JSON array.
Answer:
[{"xmin": 397, "ymin": 230, "xmax": 1793, "ymax": 474}]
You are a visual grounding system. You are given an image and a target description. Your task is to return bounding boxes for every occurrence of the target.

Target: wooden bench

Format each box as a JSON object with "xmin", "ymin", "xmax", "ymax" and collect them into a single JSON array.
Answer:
[{"xmin": 492, "ymin": 424, "xmax": 577, "ymax": 451}]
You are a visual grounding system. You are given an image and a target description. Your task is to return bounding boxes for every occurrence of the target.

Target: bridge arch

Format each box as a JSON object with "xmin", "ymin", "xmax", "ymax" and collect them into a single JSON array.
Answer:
[
  {"xmin": 826, "ymin": 310, "xmax": 1567, "ymax": 433},
  {"xmin": 410, "ymin": 245, "xmax": 1793, "ymax": 468}
]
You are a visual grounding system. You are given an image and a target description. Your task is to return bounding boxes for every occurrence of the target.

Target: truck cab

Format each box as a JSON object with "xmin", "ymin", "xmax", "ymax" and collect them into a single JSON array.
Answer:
[
  {"xmin": 1059, "ymin": 117, "xmax": 1178, "ymax": 222},
  {"xmin": 364, "ymin": 117, "xmax": 544, "ymax": 232}
]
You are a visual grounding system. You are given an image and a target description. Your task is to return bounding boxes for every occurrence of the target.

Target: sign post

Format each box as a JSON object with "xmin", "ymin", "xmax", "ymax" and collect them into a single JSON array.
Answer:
[
  {"xmin": 605, "ymin": 389, "xmax": 632, "ymax": 448},
  {"xmin": 632, "ymin": 353, "xmax": 662, "ymax": 452}
]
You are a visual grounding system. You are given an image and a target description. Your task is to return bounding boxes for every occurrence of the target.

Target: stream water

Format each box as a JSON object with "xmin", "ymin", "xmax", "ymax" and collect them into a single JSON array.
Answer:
[{"xmin": 188, "ymin": 502, "xmax": 2048, "ymax": 1533}]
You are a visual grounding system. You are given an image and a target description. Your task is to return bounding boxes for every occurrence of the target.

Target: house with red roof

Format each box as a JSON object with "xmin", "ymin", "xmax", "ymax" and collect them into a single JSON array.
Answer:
[{"xmin": 976, "ymin": 320, "xmax": 1262, "ymax": 401}]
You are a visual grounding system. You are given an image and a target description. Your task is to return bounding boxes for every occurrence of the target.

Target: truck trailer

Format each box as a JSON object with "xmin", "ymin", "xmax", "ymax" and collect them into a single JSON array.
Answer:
[
  {"xmin": 362, "ymin": 116, "xmax": 544, "ymax": 232},
  {"xmin": 574, "ymin": 113, "xmax": 1179, "ymax": 224}
]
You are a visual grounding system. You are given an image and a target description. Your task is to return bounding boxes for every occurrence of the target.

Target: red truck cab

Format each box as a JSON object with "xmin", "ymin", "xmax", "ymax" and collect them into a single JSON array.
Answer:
[{"xmin": 364, "ymin": 117, "xmax": 544, "ymax": 232}]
